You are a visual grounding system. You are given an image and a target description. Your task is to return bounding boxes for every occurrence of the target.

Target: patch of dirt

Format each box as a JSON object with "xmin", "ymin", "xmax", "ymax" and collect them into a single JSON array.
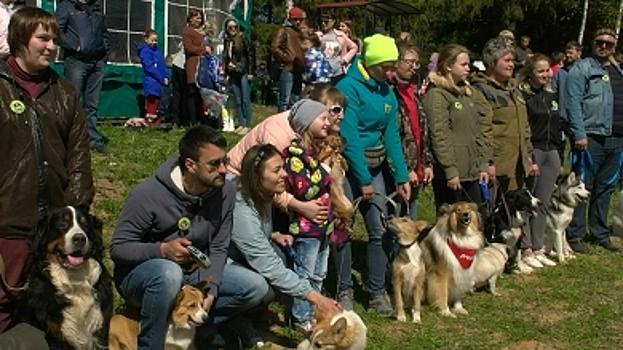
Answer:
[
  {"xmin": 536, "ymin": 310, "xmax": 577, "ymax": 325},
  {"xmin": 503, "ymin": 340, "xmax": 556, "ymax": 350},
  {"xmin": 94, "ymin": 178, "xmax": 126, "ymax": 201}
]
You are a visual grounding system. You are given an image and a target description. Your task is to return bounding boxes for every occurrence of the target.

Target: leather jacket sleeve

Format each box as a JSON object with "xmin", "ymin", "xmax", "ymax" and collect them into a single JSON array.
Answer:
[
  {"xmin": 270, "ymin": 27, "xmax": 292, "ymax": 64},
  {"xmin": 64, "ymin": 92, "xmax": 94, "ymax": 208}
]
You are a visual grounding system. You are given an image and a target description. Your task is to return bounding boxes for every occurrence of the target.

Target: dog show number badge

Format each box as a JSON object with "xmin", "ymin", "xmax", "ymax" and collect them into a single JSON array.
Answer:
[
  {"xmin": 177, "ymin": 217, "xmax": 191, "ymax": 231},
  {"xmin": 9, "ymin": 100, "xmax": 25, "ymax": 114},
  {"xmin": 384, "ymin": 103, "xmax": 391, "ymax": 114}
]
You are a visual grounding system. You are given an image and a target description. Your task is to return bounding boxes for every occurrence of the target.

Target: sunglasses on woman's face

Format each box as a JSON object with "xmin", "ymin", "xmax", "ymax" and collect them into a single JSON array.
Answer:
[{"xmin": 329, "ymin": 105, "xmax": 343, "ymax": 116}]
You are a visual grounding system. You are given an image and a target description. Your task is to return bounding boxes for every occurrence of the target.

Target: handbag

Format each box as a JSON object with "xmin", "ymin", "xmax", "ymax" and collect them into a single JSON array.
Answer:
[{"xmin": 364, "ymin": 145, "xmax": 386, "ymax": 168}]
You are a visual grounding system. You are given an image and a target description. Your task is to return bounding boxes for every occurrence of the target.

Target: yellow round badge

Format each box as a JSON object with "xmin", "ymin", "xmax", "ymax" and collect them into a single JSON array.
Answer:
[
  {"xmin": 177, "ymin": 217, "xmax": 191, "ymax": 231},
  {"xmin": 454, "ymin": 102, "xmax": 463, "ymax": 110},
  {"xmin": 9, "ymin": 100, "xmax": 25, "ymax": 114},
  {"xmin": 603, "ymin": 75, "xmax": 610, "ymax": 82}
]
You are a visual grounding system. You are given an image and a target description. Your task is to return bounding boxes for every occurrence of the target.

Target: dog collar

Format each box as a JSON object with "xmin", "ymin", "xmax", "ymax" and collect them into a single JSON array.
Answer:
[
  {"xmin": 398, "ymin": 238, "xmax": 418, "ymax": 249},
  {"xmin": 447, "ymin": 240, "xmax": 477, "ymax": 269}
]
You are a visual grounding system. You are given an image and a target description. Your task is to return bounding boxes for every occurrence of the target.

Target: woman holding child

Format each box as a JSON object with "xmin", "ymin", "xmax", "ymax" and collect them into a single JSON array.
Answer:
[{"xmin": 230, "ymin": 138, "xmax": 341, "ymax": 333}]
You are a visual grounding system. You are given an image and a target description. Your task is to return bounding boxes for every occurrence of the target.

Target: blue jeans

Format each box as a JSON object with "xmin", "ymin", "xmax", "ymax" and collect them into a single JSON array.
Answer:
[
  {"xmin": 395, "ymin": 186, "xmax": 419, "ymax": 220},
  {"xmin": 115, "ymin": 259, "xmax": 270, "ymax": 350},
  {"xmin": 64, "ymin": 56, "xmax": 105, "ymax": 146},
  {"xmin": 568, "ymin": 135, "xmax": 623, "ymax": 242},
  {"xmin": 332, "ymin": 166, "xmax": 393, "ymax": 299},
  {"xmin": 277, "ymin": 70, "xmax": 302, "ymax": 112},
  {"xmin": 231, "ymin": 73, "xmax": 252, "ymax": 127},
  {"xmin": 291, "ymin": 235, "xmax": 329, "ymax": 327}
]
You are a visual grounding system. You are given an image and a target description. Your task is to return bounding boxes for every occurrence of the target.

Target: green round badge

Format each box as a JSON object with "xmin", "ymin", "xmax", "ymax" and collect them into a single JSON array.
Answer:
[
  {"xmin": 9, "ymin": 100, "xmax": 25, "ymax": 114},
  {"xmin": 454, "ymin": 102, "xmax": 463, "ymax": 110},
  {"xmin": 177, "ymin": 217, "xmax": 191, "ymax": 231},
  {"xmin": 603, "ymin": 75, "xmax": 610, "ymax": 82}
]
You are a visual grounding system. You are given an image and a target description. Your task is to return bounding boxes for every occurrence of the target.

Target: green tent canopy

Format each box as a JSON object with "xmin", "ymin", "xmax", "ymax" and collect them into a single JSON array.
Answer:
[{"xmin": 35, "ymin": 0, "xmax": 238, "ymax": 119}]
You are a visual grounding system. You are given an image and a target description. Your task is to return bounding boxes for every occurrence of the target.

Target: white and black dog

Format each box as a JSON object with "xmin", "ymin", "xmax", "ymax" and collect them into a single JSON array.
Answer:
[
  {"xmin": 20, "ymin": 206, "xmax": 113, "ymax": 350},
  {"xmin": 483, "ymin": 188, "xmax": 542, "ymax": 274},
  {"xmin": 543, "ymin": 172, "xmax": 590, "ymax": 262}
]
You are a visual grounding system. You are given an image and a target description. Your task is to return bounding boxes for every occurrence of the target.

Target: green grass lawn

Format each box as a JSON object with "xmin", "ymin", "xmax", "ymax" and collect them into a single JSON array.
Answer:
[{"xmin": 93, "ymin": 105, "xmax": 623, "ymax": 350}]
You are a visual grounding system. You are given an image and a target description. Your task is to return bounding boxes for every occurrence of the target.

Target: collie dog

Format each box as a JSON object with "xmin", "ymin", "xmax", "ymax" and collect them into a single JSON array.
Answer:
[
  {"xmin": 420, "ymin": 202, "xmax": 484, "ymax": 317},
  {"xmin": 20, "ymin": 206, "xmax": 113, "ymax": 350},
  {"xmin": 317, "ymin": 134, "xmax": 354, "ymax": 231},
  {"xmin": 109, "ymin": 280, "xmax": 209, "ymax": 350},
  {"xmin": 297, "ymin": 309, "xmax": 367, "ymax": 350},
  {"xmin": 386, "ymin": 217, "xmax": 429, "ymax": 323}
]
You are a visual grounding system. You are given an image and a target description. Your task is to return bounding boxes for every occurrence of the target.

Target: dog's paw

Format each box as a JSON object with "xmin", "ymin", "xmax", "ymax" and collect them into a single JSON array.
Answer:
[
  {"xmin": 411, "ymin": 311, "xmax": 421, "ymax": 324},
  {"xmin": 439, "ymin": 309, "xmax": 456, "ymax": 318},
  {"xmin": 491, "ymin": 290, "xmax": 502, "ymax": 297},
  {"xmin": 453, "ymin": 307, "xmax": 469, "ymax": 315},
  {"xmin": 396, "ymin": 314, "xmax": 407, "ymax": 322}
]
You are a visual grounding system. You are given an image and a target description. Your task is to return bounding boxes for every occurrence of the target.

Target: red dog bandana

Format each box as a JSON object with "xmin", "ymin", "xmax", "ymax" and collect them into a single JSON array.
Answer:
[{"xmin": 447, "ymin": 240, "xmax": 477, "ymax": 269}]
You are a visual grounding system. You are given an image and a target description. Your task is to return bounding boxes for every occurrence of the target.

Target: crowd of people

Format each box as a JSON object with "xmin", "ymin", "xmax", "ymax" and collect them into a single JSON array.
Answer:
[{"xmin": 1, "ymin": 1, "xmax": 623, "ymax": 349}]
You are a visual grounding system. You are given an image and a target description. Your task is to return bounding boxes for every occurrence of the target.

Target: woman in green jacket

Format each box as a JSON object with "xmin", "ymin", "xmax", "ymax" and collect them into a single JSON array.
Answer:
[{"xmin": 423, "ymin": 44, "xmax": 490, "ymax": 212}]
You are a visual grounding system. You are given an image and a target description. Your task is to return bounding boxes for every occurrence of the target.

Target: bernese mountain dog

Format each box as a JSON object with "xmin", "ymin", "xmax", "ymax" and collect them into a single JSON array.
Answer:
[{"xmin": 19, "ymin": 206, "xmax": 112, "ymax": 350}]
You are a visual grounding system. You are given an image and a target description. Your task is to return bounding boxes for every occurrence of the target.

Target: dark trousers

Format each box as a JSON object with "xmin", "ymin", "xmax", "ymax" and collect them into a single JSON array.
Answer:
[
  {"xmin": 187, "ymin": 83, "xmax": 204, "ymax": 126},
  {"xmin": 0, "ymin": 239, "xmax": 29, "ymax": 333},
  {"xmin": 171, "ymin": 66, "xmax": 188, "ymax": 126},
  {"xmin": 432, "ymin": 179, "xmax": 485, "ymax": 217},
  {"xmin": 568, "ymin": 135, "xmax": 623, "ymax": 242}
]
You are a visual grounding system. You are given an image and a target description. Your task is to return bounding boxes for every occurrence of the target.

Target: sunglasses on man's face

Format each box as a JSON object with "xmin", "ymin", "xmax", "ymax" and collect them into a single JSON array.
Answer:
[
  {"xmin": 595, "ymin": 39, "xmax": 616, "ymax": 49},
  {"xmin": 199, "ymin": 156, "xmax": 230, "ymax": 171},
  {"xmin": 329, "ymin": 105, "xmax": 343, "ymax": 116}
]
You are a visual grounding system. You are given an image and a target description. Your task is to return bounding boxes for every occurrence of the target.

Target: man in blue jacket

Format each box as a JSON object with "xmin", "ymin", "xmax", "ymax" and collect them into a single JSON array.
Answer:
[
  {"xmin": 566, "ymin": 28, "xmax": 623, "ymax": 253},
  {"xmin": 333, "ymin": 34, "xmax": 411, "ymax": 317},
  {"xmin": 110, "ymin": 126, "xmax": 268, "ymax": 349},
  {"xmin": 55, "ymin": 0, "xmax": 110, "ymax": 154}
]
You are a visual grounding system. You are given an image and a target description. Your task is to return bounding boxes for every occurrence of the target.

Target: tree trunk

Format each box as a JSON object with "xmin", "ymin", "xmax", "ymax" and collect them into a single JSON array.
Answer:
[
  {"xmin": 617, "ymin": 0, "xmax": 623, "ymax": 38},
  {"xmin": 579, "ymin": 0, "xmax": 589, "ymax": 44}
]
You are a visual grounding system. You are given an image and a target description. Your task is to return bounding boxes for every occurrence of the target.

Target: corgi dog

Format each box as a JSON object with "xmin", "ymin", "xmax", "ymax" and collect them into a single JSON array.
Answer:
[
  {"xmin": 419, "ymin": 202, "xmax": 484, "ymax": 317},
  {"xmin": 109, "ymin": 280, "xmax": 209, "ymax": 350},
  {"xmin": 297, "ymin": 308, "xmax": 367, "ymax": 350}
]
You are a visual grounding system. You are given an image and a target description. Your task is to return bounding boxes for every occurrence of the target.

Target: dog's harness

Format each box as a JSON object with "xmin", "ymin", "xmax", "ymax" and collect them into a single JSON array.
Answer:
[{"xmin": 572, "ymin": 150, "xmax": 621, "ymax": 187}]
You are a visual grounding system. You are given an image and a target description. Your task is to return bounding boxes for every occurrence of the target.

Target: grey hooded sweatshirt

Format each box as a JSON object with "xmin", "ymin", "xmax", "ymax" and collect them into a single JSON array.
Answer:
[{"xmin": 110, "ymin": 156, "xmax": 235, "ymax": 297}]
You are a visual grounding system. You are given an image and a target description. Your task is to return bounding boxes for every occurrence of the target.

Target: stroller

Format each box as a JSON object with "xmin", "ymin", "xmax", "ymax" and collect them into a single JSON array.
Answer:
[{"xmin": 195, "ymin": 54, "xmax": 232, "ymax": 131}]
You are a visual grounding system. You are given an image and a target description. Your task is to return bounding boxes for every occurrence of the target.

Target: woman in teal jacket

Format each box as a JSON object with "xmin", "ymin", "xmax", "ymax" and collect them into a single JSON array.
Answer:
[{"xmin": 334, "ymin": 34, "xmax": 410, "ymax": 317}]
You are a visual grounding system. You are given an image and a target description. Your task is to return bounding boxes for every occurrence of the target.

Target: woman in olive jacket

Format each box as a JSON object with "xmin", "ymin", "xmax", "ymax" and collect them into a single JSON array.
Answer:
[{"xmin": 422, "ymin": 44, "xmax": 490, "ymax": 212}]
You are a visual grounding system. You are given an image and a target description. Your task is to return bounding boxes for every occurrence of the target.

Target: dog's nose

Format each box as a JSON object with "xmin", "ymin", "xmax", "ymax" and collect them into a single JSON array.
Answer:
[
  {"xmin": 462, "ymin": 211, "xmax": 470, "ymax": 218},
  {"xmin": 71, "ymin": 234, "xmax": 87, "ymax": 249},
  {"xmin": 202, "ymin": 313, "xmax": 209, "ymax": 322}
]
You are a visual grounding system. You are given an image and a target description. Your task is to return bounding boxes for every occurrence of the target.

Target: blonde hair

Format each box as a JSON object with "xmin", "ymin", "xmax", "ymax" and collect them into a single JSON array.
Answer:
[
  {"xmin": 498, "ymin": 29, "xmax": 515, "ymax": 43},
  {"xmin": 518, "ymin": 53, "xmax": 553, "ymax": 92}
]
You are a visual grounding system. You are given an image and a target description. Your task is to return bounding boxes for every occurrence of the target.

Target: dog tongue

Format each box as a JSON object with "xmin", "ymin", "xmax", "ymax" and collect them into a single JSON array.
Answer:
[{"xmin": 67, "ymin": 255, "xmax": 84, "ymax": 266}]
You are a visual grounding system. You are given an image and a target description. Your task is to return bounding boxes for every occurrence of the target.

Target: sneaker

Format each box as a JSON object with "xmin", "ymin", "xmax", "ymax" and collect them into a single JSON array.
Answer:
[
  {"xmin": 368, "ymin": 294, "xmax": 396, "ymax": 318},
  {"xmin": 534, "ymin": 253, "xmax": 557, "ymax": 267},
  {"xmin": 337, "ymin": 290, "xmax": 354, "ymax": 311},
  {"xmin": 508, "ymin": 260, "xmax": 533, "ymax": 275},
  {"xmin": 522, "ymin": 255, "xmax": 544, "ymax": 268},
  {"xmin": 599, "ymin": 239, "xmax": 621, "ymax": 252},
  {"xmin": 225, "ymin": 316, "xmax": 264, "ymax": 349},
  {"xmin": 568, "ymin": 239, "xmax": 589, "ymax": 254}
]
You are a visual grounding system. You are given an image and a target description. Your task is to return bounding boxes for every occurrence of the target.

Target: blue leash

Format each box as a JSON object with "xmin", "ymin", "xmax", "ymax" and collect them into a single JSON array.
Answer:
[{"xmin": 571, "ymin": 150, "xmax": 622, "ymax": 187}]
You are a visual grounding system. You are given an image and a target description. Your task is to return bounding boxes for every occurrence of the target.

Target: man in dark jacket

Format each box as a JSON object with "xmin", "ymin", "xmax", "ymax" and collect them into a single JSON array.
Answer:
[
  {"xmin": 270, "ymin": 6, "xmax": 305, "ymax": 112},
  {"xmin": 110, "ymin": 126, "xmax": 269, "ymax": 350},
  {"xmin": 55, "ymin": 0, "xmax": 110, "ymax": 154}
]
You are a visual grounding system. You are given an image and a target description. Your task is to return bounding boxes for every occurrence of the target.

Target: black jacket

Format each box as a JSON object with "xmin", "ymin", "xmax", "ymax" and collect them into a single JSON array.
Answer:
[
  {"xmin": 55, "ymin": 0, "xmax": 110, "ymax": 62},
  {"xmin": 522, "ymin": 86, "xmax": 562, "ymax": 151},
  {"xmin": 223, "ymin": 35, "xmax": 255, "ymax": 76}
]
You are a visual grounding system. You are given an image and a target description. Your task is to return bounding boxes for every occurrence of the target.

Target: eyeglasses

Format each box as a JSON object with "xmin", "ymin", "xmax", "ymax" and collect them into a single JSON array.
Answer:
[
  {"xmin": 254, "ymin": 144, "xmax": 275, "ymax": 167},
  {"xmin": 199, "ymin": 156, "xmax": 230, "ymax": 171},
  {"xmin": 329, "ymin": 105, "xmax": 343, "ymax": 116},
  {"xmin": 595, "ymin": 39, "xmax": 616, "ymax": 49},
  {"xmin": 401, "ymin": 58, "xmax": 420, "ymax": 69}
]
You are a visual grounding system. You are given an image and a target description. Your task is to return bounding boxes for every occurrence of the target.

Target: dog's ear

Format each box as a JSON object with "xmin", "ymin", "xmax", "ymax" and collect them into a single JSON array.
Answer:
[
  {"xmin": 413, "ymin": 220, "xmax": 429, "ymax": 233},
  {"xmin": 330, "ymin": 317, "xmax": 348, "ymax": 340},
  {"xmin": 87, "ymin": 213, "xmax": 105, "ymax": 261},
  {"xmin": 468, "ymin": 202, "xmax": 479, "ymax": 213},
  {"xmin": 28, "ymin": 212, "xmax": 53, "ymax": 260},
  {"xmin": 438, "ymin": 203, "xmax": 452, "ymax": 216},
  {"xmin": 193, "ymin": 278, "xmax": 211, "ymax": 295},
  {"xmin": 568, "ymin": 171, "xmax": 577, "ymax": 184}
]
